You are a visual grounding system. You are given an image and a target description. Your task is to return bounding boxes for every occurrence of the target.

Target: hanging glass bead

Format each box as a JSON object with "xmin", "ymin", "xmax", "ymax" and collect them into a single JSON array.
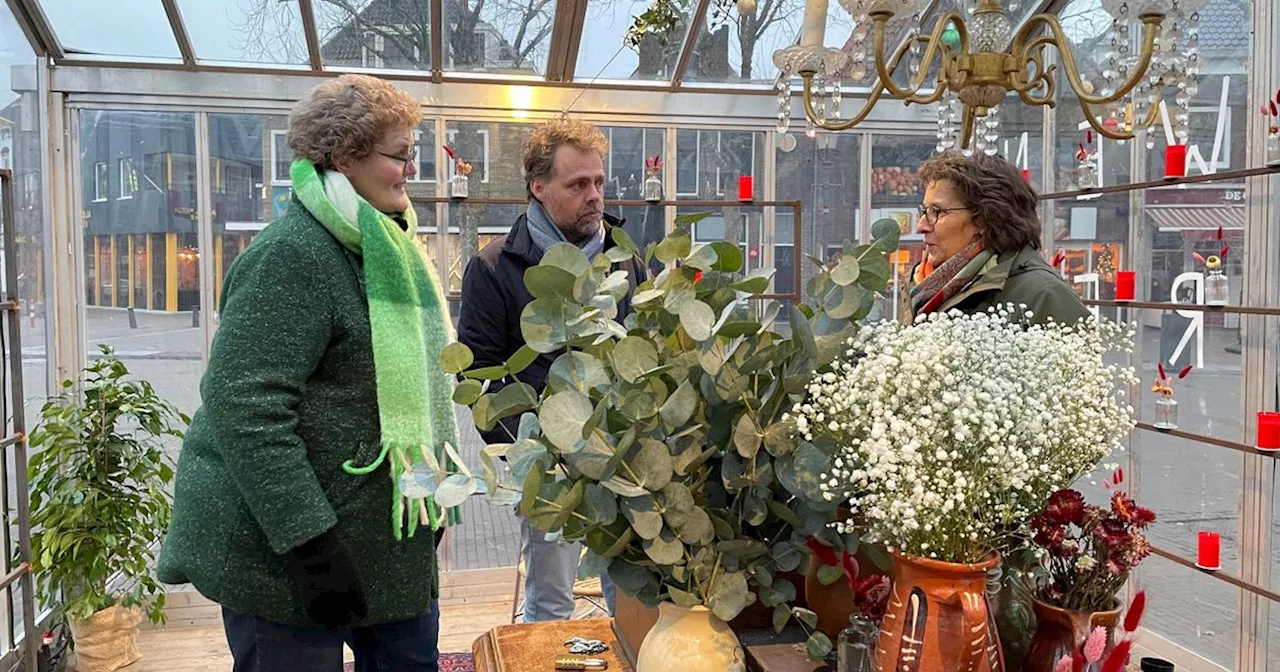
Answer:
[
  {"xmin": 832, "ymin": 80, "xmax": 842, "ymax": 119},
  {"xmin": 1146, "ymin": 127, "xmax": 1157, "ymax": 149},
  {"xmin": 805, "ymin": 117, "xmax": 817, "ymax": 139}
]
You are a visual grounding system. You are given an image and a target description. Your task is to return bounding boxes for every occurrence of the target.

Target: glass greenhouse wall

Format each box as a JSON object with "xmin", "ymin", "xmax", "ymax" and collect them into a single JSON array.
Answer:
[{"xmin": 0, "ymin": 0, "xmax": 1276, "ymax": 669}]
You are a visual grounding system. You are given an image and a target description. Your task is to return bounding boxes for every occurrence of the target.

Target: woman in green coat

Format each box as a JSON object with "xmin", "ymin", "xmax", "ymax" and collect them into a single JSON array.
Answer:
[
  {"xmin": 908, "ymin": 153, "xmax": 1090, "ymax": 326},
  {"xmin": 157, "ymin": 74, "xmax": 458, "ymax": 672}
]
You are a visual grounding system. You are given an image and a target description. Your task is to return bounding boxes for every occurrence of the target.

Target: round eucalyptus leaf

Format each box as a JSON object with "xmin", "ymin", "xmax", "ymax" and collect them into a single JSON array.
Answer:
[
  {"xmin": 548, "ymin": 351, "xmax": 609, "ymax": 395},
  {"xmin": 817, "ymin": 563, "xmax": 844, "ymax": 586},
  {"xmin": 538, "ymin": 390, "xmax": 593, "ymax": 454},
  {"xmin": 439, "ymin": 342, "xmax": 474, "ymax": 374},
  {"xmin": 664, "ymin": 286, "xmax": 695, "ymax": 314},
  {"xmin": 452, "ymin": 379, "xmax": 483, "ymax": 406},
  {"xmin": 770, "ymin": 541, "xmax": 802, "ymax": 573},
  {"xmin": 743, "ymin": 494, "xmax": 767, "ymax": 526},
  {"xmin": 792, "ymin": 441, "xmax": 833, "ymax": 495},
  {"xmin": 806, "ymin": 632, "xmax": 833, "ymax": 660},
  {"xmin": 763, "ymin": 420, "xmax": 798, "ymax": 457},
  {"xmin": 520, "ymin": 297, "xmax": 580, "ymax": 353},
  {"xmin": 632, "ymin": 288, "xmax": 665, "ymax": 305},
  {"xmin": 660, "ymin": 482, "xmax": 695, "ymax": 529},
  {"xmin": 618, "ymin": 388, "xmax": 659, "ymax": 421},
  {"xmin": 491, "ymin": 382, "xmax": 539, "ymax": 421},
  {"xmin": 602, "ymin": 475, "xmax": 648, "ymax": 498},
  {"xmin": 576, "ymin": 549, "xmax": 610, "ymax": 582},
  {"xmin": 709, "ymin": 241, "xmax": 743, "ymax": 273},
  {"xmin": 829, "ymin": 257, "xmax": 861, "ymax": 286},
  {"xmin": 823, "ymin": 283, "xmax": 862, "ymax": 320},
  {"xmin": 632, "ymin": 439, "xmax": 674, "ymax": 492},
  {"xmin": 684, "ymin": 244, "xmax": 719, "ymax": 271},
  {"xmin": 399, "ymin": 463, "xmax": 437, "ymax": 499},
  {"xmin": 564, "ymin": 430, "xmax": 619, "ymax": 481},
  {"xmin": 611, "ymin": 226, "xmax": 639, "ymax": 255},
  {"xmin": 733, "ymin": 413, "xmax": 762, "ymax": 459},
  {"xmin": 679, "ymin": 300, "xmax": 715, "ymax": 341},
  {"xmin": 871, "ymin": 217, "xmax": 902, "ymax": 252},
  {"xmin": 607, "ymin": 559, "xmax": 651, "ymax": 593},
  {"xmin": 507, "ymin": 438, "xmax": 550, "ymax": 485},
  {"xmin": 505, "ymin": 346, "xmax": 539, "ymax": 376},
  {"xmin": 525, "ymin": 265, "xmax": 578, "ymax": 300},
  {"xmin": 853, "ymin": 245, "xmax": 892, "ymax": 290},
  {"xmin": 542, "ymin": 242, "xmax": 592, "ymax": 276},
  {"xmin": 585, "ymin": 483, "xmax": 619, "ymax": 526},
  {"xmin": 612, "ymin": 336, "xmax": 660, "ymax": 383},
  {"xmin": 643, "ymin": 529, "xmax": 684, "ymax": 565},
  {"xmin": 659, "ymin": 381, "xmax": 698, "ymax": 428},
  {"xmin": 433, "ymin": 473, "xmax": 478, "ymax": 508},
  {"xmin": 676, "ymin": 506, "xmax": 715, "ymax": 546},
  {"xmin": 621, "ymin": 496, "xmax": 664, "ymax": 540},
  {"xmin": 730, "ymin": 268, "xmax": 775, "ymax": 294},
  {"xmin": 667, "ymin": 585, "xmax": 701, "ymax": 608},
  {"xmin": 707, "ymin": 571, "xmax": 749, "ymax": 622}
]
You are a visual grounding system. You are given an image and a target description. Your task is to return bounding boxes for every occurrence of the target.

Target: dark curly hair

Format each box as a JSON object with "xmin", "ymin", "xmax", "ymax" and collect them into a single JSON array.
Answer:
[{"xmin": 918, "ymin": 153, "xmax": 1041, "ymax": 255}]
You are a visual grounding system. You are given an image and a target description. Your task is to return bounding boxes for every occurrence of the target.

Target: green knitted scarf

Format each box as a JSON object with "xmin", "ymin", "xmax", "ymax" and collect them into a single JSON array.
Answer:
[{"xmin": 290, "ymin": 159, "xmax": 461, "ymax": 540}]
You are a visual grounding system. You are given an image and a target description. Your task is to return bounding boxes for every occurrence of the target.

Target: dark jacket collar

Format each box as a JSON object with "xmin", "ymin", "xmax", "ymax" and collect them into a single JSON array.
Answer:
[
  {"xmin": 503, "ymin": 210, "xmax": 626, "ymax": 266},
  {"xmin": 940, "ymin": 247, "xmax": 1048, "ymax": 311}
]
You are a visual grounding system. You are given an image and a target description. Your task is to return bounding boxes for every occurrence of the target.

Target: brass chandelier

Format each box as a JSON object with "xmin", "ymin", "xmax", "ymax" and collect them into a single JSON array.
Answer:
[{"xmin": 772, "ymin": 0, "xmax": 1204, "ymax": 154}]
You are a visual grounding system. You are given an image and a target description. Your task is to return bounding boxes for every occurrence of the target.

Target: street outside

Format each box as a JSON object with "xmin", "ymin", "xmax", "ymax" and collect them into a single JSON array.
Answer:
[{"xmin": 11, "ymin": 308, "xmax": 1280, "ymax": 667}]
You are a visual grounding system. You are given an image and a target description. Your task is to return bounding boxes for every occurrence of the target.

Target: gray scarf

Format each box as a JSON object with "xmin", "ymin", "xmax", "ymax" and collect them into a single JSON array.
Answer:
[{"xmin": 526, "ymin": 198, "xmax": 606, "ymax": 260}]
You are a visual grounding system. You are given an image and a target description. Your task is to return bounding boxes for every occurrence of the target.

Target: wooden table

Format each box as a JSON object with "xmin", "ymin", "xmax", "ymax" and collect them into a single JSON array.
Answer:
[{"xmin": 472, "ymin": 617, "xmax": 633, "ymax": 672}]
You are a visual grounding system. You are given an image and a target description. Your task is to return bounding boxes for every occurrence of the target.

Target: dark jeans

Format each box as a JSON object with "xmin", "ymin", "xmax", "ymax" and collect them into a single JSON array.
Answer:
[{"xmin": 222, "ymin": 601, "xmax": 440, "ymax": 672}]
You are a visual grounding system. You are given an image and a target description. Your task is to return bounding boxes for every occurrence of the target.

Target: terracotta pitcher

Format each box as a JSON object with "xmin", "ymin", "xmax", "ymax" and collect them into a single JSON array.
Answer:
[
  {"xmin": 874, "ymin": 551, "xmax": 1005, "ymax": 672},
  {"xmin": 1022, "ymin": 598, "xmax": 1121, "ymax": 671}
]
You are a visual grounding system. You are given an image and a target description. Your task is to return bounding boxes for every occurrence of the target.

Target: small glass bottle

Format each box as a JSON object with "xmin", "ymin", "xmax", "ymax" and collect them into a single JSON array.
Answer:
[
  {"xmin": 1268, "ymin": 126, "xmax": 1280, "ymax": 166},
  {"xmin": 1076, "ymin": 154, "xmax": 1098, "ymax": 190},
  {"xmin": 644, "ymin": 174, "xmax": 662, "ymax": 202},
  {"xmin": 1204, "ymin": 257, "xmax": 1228, "ymax": 306},
  {"xmin": 1154, "ymin": 396, "xmax": 1178, "ymax": 430},
  {"xmin": 837, "ymin": 614, "xmax": 879, "ymax": 672},
  {"xmin": 450, "ymin": 173, "xmax": 469, "ymax": 199}
]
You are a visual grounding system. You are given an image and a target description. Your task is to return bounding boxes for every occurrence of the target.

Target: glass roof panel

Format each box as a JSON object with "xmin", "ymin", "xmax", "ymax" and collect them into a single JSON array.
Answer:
[
  {"xmin": 176, "ymin": 0, "xmax": 310, "ymax": 65},
  {"xmin": 574, "ymin": 0, "xmax": 687, "ymax": 82},
  {"xmin": 443, "ymin": 0, "xmax": 556, "ymax": 76},
  {"xmin": 683, "ymin": 1, "xmax": 852, "ymax": 85},
  {"xmin": 42, "ymin": 0, "xmax": 181, "ymax": 60},
  {"xmin": 315, "ymin": 0, "xmax": 432, "ymax": 72}
]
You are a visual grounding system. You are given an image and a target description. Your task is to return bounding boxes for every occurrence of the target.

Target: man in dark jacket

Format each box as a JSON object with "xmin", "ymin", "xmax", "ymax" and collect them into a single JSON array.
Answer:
[{"xmin": 458, "ymin": 118, "xmax": 645, "ymax": 622}]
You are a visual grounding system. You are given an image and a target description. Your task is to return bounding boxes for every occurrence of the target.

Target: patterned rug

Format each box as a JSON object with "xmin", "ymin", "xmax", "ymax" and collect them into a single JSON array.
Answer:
[{"xmin": 343, "ymin": 652, "xmax": 474, "ymax": 672}]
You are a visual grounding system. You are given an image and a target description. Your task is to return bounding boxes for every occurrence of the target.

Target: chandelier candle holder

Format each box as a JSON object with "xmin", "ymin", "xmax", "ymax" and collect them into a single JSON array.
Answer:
[
  {"xmin": 443, "ymin": 145, "xmax": 472, "ymax": 199},
  {"xmin": 773, "ymin": 0, "xmax": 1204, "ymax": 152},
  {"xmin": 644, "ymin": 155, "xmax": 663, "ymax": 202},
  {"xmin": 1151, "ymin": 362, "xmax": 1192, "ymax": 430}
]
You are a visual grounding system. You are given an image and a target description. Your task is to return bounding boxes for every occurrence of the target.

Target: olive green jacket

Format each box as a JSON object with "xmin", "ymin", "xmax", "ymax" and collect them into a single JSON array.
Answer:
[
  {"xmin": 156, "ymin": 199, "xmax": 438, "ymax": 625},
  {"xmin": 914, "ymin": 247, "xmax": 1091, "ymax": 326}
]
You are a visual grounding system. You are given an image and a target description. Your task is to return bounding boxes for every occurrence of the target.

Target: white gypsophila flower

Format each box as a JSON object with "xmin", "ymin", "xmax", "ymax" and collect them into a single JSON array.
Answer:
[{"xmin": 795, "ymin": 305, "xmax": 1138, "ymax": 563}]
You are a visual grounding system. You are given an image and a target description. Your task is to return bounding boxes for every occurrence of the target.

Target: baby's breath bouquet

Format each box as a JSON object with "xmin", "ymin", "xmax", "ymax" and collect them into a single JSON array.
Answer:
[{"xmin": 791, "ymin": 305, "xmax": 1137, "ymax": 564}]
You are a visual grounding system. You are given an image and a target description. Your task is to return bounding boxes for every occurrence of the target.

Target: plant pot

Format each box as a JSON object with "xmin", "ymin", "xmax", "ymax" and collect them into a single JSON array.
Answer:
[
  {"xmin": 636, "ymin": 602, "xmax": 746, "ymax": 672},
  {"xmin": 1022, "ymin": 597, "xmax": 1121, "ymax": 672},
  {"xmin": 68, "ymin": 604, "xmax": 142, "ymax": 672},
  {"xmin": 874, "ymin": 551, "xmax": 1004, "ymax": 672},
  {"xmin": 804, "ymin": 546, "xmax": 891, "ymax": 641}
]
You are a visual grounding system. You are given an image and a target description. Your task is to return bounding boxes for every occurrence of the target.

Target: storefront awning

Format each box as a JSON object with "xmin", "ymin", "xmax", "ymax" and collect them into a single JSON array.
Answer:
[{"xmin": 1146, "ymin": 206, "xmax": 1245, "ymax": 232}]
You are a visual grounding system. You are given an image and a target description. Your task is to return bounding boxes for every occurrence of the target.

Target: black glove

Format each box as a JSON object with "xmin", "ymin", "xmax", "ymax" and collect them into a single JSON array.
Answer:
[{"xmin": 284, "ymin": 530, "xmax": 368, "ymax": 629}]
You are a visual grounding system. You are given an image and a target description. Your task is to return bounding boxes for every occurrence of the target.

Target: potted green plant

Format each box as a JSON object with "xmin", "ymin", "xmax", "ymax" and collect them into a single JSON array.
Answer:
[
  {"xmin": 27, "ymin": 346, "xmax": 187, "ymax": 672},
  {"xmin": 426, "ymin": 214, "xmax": 899, "ymax": 669}
]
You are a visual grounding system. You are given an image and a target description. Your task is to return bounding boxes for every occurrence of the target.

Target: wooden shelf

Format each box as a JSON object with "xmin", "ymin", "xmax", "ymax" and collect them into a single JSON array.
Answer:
[
  {"xmin": 1150, "ymin": 544, "xmax": 1280, "ymax": 604},
  {"xmin": 1038, "ymin": 165, "xmax": 1280, "ymax": 201},
  {"xmin": 1083, "ymin": 299, "xmax": 1280, "ymax": 317}
]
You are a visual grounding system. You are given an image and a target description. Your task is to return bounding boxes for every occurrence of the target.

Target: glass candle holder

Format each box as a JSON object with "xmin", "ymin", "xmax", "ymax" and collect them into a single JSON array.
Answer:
[
  {"xmin": 1205, "ymin": 267, "xmax": 1229, "ymax": 306},
  {"xmin": 1268, "ymin": 127, "xmax": 1280, "ymax": 166},
  {"xmin": 1154, "ymin": 396, "xmax": 1178, "ymax": 430},
  {"xmin": 643, "ymin": 175, "xmax": 662, "ymax": 202},
  {"xmin": 450, "ymin": 173, "xmax": 469, "ymax": 199},
  {"xmin": 837, "ymin": 614, "xmax": 879, "ymax": 672},
  {"xmin": 1076, "ymin": 156, "xmax": 1097, "ymax": 190}
]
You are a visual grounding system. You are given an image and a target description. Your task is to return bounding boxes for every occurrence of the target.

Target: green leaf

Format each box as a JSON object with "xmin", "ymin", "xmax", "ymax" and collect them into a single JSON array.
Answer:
[
  {"xmin": 607, "ymin": 559, "xmax": 651, "ymax": 593},
  {"xmin": 659, "ymin": 381, "xmax": 697, "ymax": 428},
  {"xmin": 547, "ymin": 351, "xmax": 609, "ymax": 395},
  {"xmin": 642, "ymin": 529, "xmax": 684, "ymax": 564},
  {"xmin": 707, "ymin": 570, "xmax": 749, "ymax": 622},
  {"xmin": 684, "ymin": 244, "xmax": 718, "ymax": 271},
  {"xmin": 673, "ymin": 211, "xmax": 715, "ymax": 226},
  {"xmin": 519, "ymin": 460, "xmax": 546, "ymax": 518},
  {"xmin": 853, "ymin": 244, "xmax": 892, "ymax": 291},
  {"xmin": 669, "ymin": 586, "xmax": 702, "ymax": 608},
  {"xmin": 600, "ymin": 526, "xmax": 635, "ymax": 558},
  {"xmin": 862, "ymin": 543, "xmax": 894, "ymax": 573},
  {"xmin": 621, "ymin": 496, "xmax": 664, "ymax": 540},
  {"xmin": 542, "ymin": 242, "xmax": 593, "ymax": 276},
  {"xmin": 709, "ymin": 241, "xmax": 743, "ymax": 272},
  {"xmin": 525, "ymin": 265, "xmax": 579, "ymax": 300},
  {"xmin": 663, "ymin": 286, "xmax": 695, "ymax": 314},
  {"xmin": 817, "ymin": 563, "xmax": 844, "ymax": 586},
  {"xmin": 793, "ymin": 606, "xmax": 819, "ymax": 630},
  {"xmin": 730, "ymin": 268, "xmax": 775, "ymax": 294},
  {"xmin": 829, "ymin": 257, "xmax": 860, "ymax": 286},
  {"xmin": 654, "ymin": 229, "xmax": 693, "ymax": 264},
  {"xmin": 577, "ymin": 549, "xmax": 609, "ymax": 582},
  {"xmin": 611, "ymin": 227, "xmax": 639, "ymax": 255},
  {"xmin": 471, "ymin": 394, "xmax": 496, "ymax": 432},
  {"xmin": 871, "ymin": 217, "xmax": 902, "ymax": 252},
  {"xmin": 434, "ymin": 473, "xmax": 478, "ymax": 508},
  {"xmin": 632, "ymin": 439, "xmax": 674, "ymax": 491},
  {"xmin": 584, "ymin": 484, "xmax": 618, "ymax": 525},
  {"xmin": 612, "ymin": 336, "xmax": 660, "ymax": 384},
  {"xmin": 806, "ymin": 632, "xmax": 833, "ymax": 660},
  {"xmin": 763, "ymin": 421, "xmax": 797, "ymax": 457},
  {"xmin": 770, "ymin": 541, "xmax": 802, "ymax": 573},
  {"xmin": 520, "ymin": 297, "xmax": 580, "ymax": 353},
  {"xmin": 602, "ymin": 475, "xmax": 648, "ymax": 498},
  {"xmin": 618, "ymin": 388, "xmax": 660, "ymax": 421},
  {"xmin": 733, "ymin": 413, "xmax": 762, "ymax": 459},
  {"xmin": 772, "ymin": 605, "xmax": 791, "ymax": 633},
  {"xmin": 452, "ymin": 379, "xmax": 483, "ymax": 405},
  {"xmin": 491, "ymin": 382, "xmax": 539, "ymax": 420},
  {"xmin": 440, "ymin": 342, "xmax": 474, "ymax": 374},
  {"xmin": 766, "ymin": 500, "xmax": 803, "ymax": 530},
  {"xmin": 676, "ymin": 506, "xmax": 715, "ymax": 546},
  {"xmin": 788, "ymin": 305, "xmax": 817, "ymax": 360},
  {"xmin": 743, "ymin": 494, "xmax": 768, "ymax": 526},
  {"xmin": 678, "ymin": 300, "xmax": 715, "ymax": 341},
  {"xmin": 539, "ymin": 390, "xmax": 594, "ymax": 454},
  {"xmin": 565, "ymin": 431, "xmax": 619, "ymax": 481},
  {"xmin": 792, "ymin": 442, "xmax": 833, "ymax": 496},
  {"xmin": 508, "ymin": 438, "xmax": 549, "ymax": 485},
  {"xmin": 462, "ymin": 365, "xmax": 508, "ymax": 381},
  {"xmin": 632, "ymin": 287, "xmax": 664, "ymax": 305},
  {"xmin": 605, "ymin": 247, "xmax": 633, "ymax": 263},
  {"xmin": 659, "ymin": 482, "xmax": 695, "ymax": 529},
  {"xmin": 505, "ymin": 346, "xmax": 539, "ymax": 376}
]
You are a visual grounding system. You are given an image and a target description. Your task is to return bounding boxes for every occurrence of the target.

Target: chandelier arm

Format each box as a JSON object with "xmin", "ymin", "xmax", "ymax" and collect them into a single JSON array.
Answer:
[
  {"xmin": 871, "ymin": 12, "xmax": 968, "ymax": 103},
  {"xmin": 1008, "ymin": 35, "xmax": 1054, "ymax": 93},
  {"xmin": 1013, "ymin": 13, "xmax": 1162, "ymax": 107},
  {"xmin": 800, "ymin": 72, "xmax": 894, "ymax": 131},
  {"xmin": 1075, "ymin": 91, "xmax": 1164, "ymax": 141}
]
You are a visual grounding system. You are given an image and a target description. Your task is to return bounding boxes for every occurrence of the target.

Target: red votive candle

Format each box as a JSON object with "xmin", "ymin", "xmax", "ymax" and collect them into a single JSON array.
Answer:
[
  {"xmin": 1258, "ymin": 412, "xmax": 1280, "ymax": 451},
  {"xmin": 1164, "ymin": 144, "xmax": 1187, "ymax": 179},
  {"xmin": 1021, "ymin": 169, "xmax": 1031, "ymax": 183},
  {"xmin": 1197, "ymin": 531, "xmax": 1220, "ymax": 570},
  {"xmin": 738, "ymin": 175, "xmax": 753, "ymax": 202},
  {"xmin": 1115, "ymin": 270, "xmax": 1136, "ymax": 301}
]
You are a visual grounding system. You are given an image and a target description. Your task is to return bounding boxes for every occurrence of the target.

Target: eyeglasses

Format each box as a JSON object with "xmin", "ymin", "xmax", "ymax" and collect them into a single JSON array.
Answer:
[
  {"xmin": 916, "ymin": 204, "xmax": 969, "ymax": 224},
  {"xmin": 378, "ymin": 146, "xmax": 419, "ymax": 168}
]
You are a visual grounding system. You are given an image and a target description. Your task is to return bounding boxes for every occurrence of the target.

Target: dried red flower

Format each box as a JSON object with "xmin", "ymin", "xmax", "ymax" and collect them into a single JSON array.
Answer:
[
  {"xmin": 1124, "ymin": 591, "xmax": 1146, "ymax": 632},
  {"xmin": 1101, "ymin": 640, "xmax": 1132, "ymax": 672},
  {"xmin": 1110, "ymin": 491, "xmax": 1138, "ymax": 522},
  {"xmin": 1178, "ymin": 365, "xmax": 1193, "ymax": 379},
  {"xmin": 1046, "ymin": 489, "xmax": 1086, "ymax": 525}
]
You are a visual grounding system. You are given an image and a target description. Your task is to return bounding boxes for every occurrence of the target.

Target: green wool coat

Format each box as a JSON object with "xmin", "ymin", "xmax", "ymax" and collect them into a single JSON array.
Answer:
[
  {"xmin": 921, "ymin": 247, "xmax": 1091, "ymax": 326},
  {"xmin": 156, "ymin": 198, "xmax": 438, "ymax": 626}
]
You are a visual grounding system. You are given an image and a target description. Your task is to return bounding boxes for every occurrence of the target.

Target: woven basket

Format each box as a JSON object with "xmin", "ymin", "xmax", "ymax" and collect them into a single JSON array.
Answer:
[{"xmin": 69, "ymin": 604, "xmax": 142, "ymax": 672}]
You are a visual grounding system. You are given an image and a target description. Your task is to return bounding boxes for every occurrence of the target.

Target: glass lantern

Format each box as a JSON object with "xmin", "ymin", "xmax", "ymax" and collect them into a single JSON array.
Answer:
[
  {"xmin": 1154, "ymin": 397, "xmax": 1178, "ymax": 430},
  {"xmin": 1267, "ymin": 127, "xmax": 1280, "ymax": 166},
  {"xmin": 644, "ymin": 175, "xmax": 662, "ymax": 202},
  {"xmin": 450, "ymin": 173, "xmax": 469, "ymax": 199},
  {"xmin": 1204, "ymin": 262, "xmax": 1228, "ymax": 306},
  {"xmin": 837, "ymin": 614, "xmax": 879, "ymax": 672}
]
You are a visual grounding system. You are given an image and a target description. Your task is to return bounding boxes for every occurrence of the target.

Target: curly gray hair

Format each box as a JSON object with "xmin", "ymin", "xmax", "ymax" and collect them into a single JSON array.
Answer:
[{"xmin": 287, "ymin": 74, "xmax": 422, "ymax": 168}]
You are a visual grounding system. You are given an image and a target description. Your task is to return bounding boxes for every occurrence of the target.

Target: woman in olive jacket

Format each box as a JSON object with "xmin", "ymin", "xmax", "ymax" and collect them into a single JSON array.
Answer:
[{"xmin": 158, "ymin": 75, "xmax": 455, "ymax": 672}]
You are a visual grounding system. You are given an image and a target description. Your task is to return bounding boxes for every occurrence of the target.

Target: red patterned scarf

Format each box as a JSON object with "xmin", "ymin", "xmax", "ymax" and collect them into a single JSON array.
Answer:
[{"xmin": 910, "ymin": 241, "xmax": 993, "ymax": 316}]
